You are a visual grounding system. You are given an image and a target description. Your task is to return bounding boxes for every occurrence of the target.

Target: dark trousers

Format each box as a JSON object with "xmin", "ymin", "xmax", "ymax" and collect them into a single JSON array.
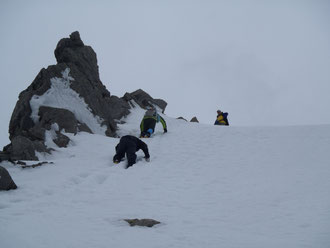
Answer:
[{"xmin": 141, "ymin": 118, "xmax": 157, "ymax": 137}]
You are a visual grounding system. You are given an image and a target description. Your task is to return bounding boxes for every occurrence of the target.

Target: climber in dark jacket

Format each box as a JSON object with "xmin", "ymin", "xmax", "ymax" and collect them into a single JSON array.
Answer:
[
  {"xmin": 214, "ymin": 110, "xmax": 229, "ymax": 126},
  {"xmin": 140, "ymin": 108, "xmax": 167, "ymax": 138},
  {"xmin": 113, "ymin": 135, "xmax": 150, "ymax": 169}
]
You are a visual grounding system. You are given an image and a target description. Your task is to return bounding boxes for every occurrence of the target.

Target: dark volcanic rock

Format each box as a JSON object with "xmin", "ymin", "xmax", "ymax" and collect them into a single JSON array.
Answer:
[
  {"xmin": 124, "ymin": 218, "xmax": 161, "ymax": 227},
  {"xmin": 0, "ymin": 166, "xmax": 17, "ymax": 190},
  {"xmin": 0, "ymin": 151, "xmax": 11, "ymax": 162},
  {"xmin": 6, "ymin": 32, "xmax": 123, "ymax": 160},
  {"xmin": 53, "ymin": 132, "xmax": 70, "ymax": 148},
  {"xmin": 123, "ymin": 89, "xmax": 167, "ymax": 113},
  {"xmin": 38, "ymin": 106, "xmax": 78, "ymax": 134},
  {"xmin": 177, "ymin": 117, "xmax": 188, "ymax": 122},
  {"xmin": 6, "ymin": 136, "xmax": 50, "ymax": 161},
  {"xmin": 55, "ymin": 31, "xmax": 97, "ymax": 81},
  {"xmin": 190, "ymin": 117, "xmax": 199, "ymax": 123},
  {"xmin": 107, "ymin": 95, "xmax": 132, "ymax": 121},
  {"xmin": 3, "ymin": 31, "xmax": 166, "ymax": 161}
]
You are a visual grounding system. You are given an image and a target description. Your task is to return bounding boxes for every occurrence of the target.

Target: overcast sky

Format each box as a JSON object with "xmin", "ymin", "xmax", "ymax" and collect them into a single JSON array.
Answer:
[{"xmin": 1, "ymin": 0, "xmax": 330, "ymax": 146}]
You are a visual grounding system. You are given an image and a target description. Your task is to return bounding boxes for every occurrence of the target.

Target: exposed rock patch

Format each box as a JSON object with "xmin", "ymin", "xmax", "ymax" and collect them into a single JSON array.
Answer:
[
  {"xmin": 190, "ymin": 117, "xmax": 199, "ymax": 123},
  {"xmin": 124, "ymin": 218, "xmax": 161, "ymax": 227},
  {"xmin": 20, "ymin": 161, "xmax": 54, "ymax": 169},
  {"xmin": 0, "ymin": 166, "xmax": 17, "ymax": 190},
  {"xmin": 177, "ymin": 117, "xmax": 188, "ymax": 121},
  {"xmin": 123, "ymin": 89, "xmax": 167, "ymax": 113}
]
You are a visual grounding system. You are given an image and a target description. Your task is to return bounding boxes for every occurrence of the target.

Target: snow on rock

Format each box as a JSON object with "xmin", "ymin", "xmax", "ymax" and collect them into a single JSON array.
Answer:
[
  {"xmin": 4, "ymin": 31, "xmax": 130, "ymax": 160},
  {"xmin": 3, "ymin": 31, "xmax": 167, "ymax": 161},
  {"xmin": 30, "ymin": 68, "xmax": 107, "ymax": 135}
]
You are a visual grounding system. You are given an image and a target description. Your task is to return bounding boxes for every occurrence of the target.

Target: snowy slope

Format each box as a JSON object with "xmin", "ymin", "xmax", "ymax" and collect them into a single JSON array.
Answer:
[{"xmin": 1, "ymin": 106, "xmax": 330, "ymax": 248}]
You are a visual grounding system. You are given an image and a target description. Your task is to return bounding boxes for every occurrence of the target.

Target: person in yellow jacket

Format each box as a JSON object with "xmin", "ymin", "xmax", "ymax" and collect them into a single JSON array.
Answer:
[
  {"xmin": 214, "ymin": 110, "xmax": 229, "ymax": 126},
  {"xmin": 140, "ymin": 108, "xmax": 167, "ymax": 138}
]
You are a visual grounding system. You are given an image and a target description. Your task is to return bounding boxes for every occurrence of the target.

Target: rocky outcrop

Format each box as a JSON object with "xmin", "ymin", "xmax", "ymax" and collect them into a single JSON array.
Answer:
[
  {"xmin": 123, "ymin": 89, "xmax": 167, "ymax": 113},
  {"xmin": 177, "ymin": 117, "xmax": 188, "ymax": 122},
  {"xmin": 190, "ymin": 117, "xmax": 199, "ymax": 123},
  {"xmin": 38, "ymin": 106, "xmax": 93, "ymax": 134},
  {"xmin": 0, "ymin": 151, "xmax": 11, "ymax": 162},
  {"xmin": 3, "ymin": 31, "xmax": 167, "ymax": 161},
  {"xmin": 124, "ymin": 218, "xmax": 161, "ymax": 227},
  {"xmin": 0, "ymin": 166, "xmax": 17, "ymax": 191}
]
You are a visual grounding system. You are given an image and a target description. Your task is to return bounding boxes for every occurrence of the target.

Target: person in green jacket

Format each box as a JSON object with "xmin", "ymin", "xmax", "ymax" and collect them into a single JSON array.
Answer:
[{"xmin": 140, "ymin": 108, "xmax": 167, "ymax": 138}]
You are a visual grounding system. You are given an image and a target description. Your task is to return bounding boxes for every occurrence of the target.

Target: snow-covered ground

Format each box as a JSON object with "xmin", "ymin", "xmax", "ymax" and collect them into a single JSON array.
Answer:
[{"xmin": 1, "ymin": 107, "xmax": 330, "ymax": 248}]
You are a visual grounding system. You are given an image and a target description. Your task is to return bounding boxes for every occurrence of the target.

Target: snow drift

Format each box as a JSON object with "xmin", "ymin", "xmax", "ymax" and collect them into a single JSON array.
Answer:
[{"xmin": 1, "ymin": 105, "xmax": 329, "ymax": 248}]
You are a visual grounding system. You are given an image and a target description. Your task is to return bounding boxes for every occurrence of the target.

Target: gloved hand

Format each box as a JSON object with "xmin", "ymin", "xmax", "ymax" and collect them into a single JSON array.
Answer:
[
  {"xmin": 113, "ymin": 155, "xmax": 120, "ymax": 164},
  {"xmin": 164, "ymin": 128, "xmax": 167, "ymax": 133}
]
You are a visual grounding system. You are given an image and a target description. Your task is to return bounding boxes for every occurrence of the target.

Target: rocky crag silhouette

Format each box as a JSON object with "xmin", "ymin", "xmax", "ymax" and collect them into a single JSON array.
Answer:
[{"xmin": 1, "ymin": 31, "xmax": 166, "ymax": 161}]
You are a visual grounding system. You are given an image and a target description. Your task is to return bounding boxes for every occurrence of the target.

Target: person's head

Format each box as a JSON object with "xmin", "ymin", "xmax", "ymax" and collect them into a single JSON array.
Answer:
[
  {"xmin": 152, "ymin": 107, "xmax": 157, "ymax": 116},
  {"xmin": 217, "ymin": 110, "xmax": 222, "ymax": 114},
  {"xmin": 147, "ymin": 106, "xmax": 155, "ymax": 111},
  {"xmin": 145, "ymin": 106, "xmax": 157, "ymax": 117}
]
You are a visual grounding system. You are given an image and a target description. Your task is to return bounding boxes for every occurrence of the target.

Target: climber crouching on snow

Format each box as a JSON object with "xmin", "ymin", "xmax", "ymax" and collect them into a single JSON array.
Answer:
[
  {"xmin": 140, "ymin": 107, "xmax": 167, "ymax": 138},
  {"xmin": 113, "ymin": 135, "xmax": 150, "ymax": 169},
  {"xmin": 214, "ymin": 109, "xmax": 229, "ymax": 126}
]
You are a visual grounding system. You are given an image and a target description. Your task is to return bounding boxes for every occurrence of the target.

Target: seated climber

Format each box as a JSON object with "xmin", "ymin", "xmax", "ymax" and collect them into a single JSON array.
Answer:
[
  {"xmin": 214, "ymin": 109, "xmax": 229, "ymax": 126},
  {"xmin": 140, "ymin": 107, "xmax": 167, "ymax": 138},
  {"xmin": 113, "ymin": 135, "xmax": 150, "ymax": 169}
]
